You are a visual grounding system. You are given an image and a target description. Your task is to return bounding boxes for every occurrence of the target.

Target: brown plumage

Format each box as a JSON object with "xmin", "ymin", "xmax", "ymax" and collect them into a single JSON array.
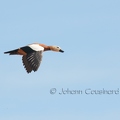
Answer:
[{"xmin": 4, "ymin": 43, "xmax": 64, "ymax": 73}]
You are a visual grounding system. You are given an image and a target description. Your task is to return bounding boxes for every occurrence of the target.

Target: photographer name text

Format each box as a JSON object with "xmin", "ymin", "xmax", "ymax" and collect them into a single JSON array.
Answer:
[{"xmin": 50, "ymin": 88, "xmax": 119, "ymax": 95}]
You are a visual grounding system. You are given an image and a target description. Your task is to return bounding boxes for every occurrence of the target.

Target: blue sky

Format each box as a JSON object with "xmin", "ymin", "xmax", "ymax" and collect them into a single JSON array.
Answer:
[{"xmin": 0, "ymin": 0, "xmax": 120, "ymax": 120}]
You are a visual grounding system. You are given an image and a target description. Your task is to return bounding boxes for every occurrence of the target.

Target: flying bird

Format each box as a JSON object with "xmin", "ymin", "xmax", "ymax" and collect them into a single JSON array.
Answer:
[{"xmin": 4, "ymin": 43, "xmax": 64, "ymax": 73}]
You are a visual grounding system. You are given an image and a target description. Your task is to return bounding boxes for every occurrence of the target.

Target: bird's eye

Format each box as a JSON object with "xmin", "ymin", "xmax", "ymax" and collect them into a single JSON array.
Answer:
[{"xmin": 57, "ymin": 46, "xmax": 60, "ymax": 48}]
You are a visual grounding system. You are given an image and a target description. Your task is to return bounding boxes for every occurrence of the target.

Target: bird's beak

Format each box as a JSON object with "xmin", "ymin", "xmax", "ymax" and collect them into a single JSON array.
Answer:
[{"xmin": 59, "ymin": 49, "xmax": 64, "ymax": 53}]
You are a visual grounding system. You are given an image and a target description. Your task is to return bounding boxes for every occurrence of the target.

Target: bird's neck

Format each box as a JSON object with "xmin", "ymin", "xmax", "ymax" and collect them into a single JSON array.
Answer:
[{"xmin": 39, "ymin": 44, "xmax": 51, "ymax": 51}]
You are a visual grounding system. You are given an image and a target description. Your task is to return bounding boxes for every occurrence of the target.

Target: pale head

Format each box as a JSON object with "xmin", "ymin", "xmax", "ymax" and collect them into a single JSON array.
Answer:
[{"xmin": 49, "ymin": 46, "xmax": 64, "ymax": 53}]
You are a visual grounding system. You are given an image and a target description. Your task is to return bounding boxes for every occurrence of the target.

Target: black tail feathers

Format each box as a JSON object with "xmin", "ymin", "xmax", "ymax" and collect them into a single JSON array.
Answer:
[{"xmin": 4, "ymin": 49, "xmax": 19, "ymax": 55}]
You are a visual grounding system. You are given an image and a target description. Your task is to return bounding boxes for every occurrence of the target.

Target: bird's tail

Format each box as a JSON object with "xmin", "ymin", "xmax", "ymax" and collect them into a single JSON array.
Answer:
[{"xmin": 4, "ymin": 49, "xmax": 19, "ymax": 55}]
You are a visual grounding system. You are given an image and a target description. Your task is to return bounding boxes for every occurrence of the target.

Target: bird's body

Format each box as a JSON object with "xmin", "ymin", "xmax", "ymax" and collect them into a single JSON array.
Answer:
[{"xmin": 4, "ymin": 43, "xmax": 64, "ymax": 73}]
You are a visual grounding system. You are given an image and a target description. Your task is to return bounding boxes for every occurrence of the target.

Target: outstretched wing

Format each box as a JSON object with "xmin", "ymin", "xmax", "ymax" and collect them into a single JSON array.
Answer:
[{"xmin": 22, "ymin": 51, "xmax": 43, "ymax": 73}]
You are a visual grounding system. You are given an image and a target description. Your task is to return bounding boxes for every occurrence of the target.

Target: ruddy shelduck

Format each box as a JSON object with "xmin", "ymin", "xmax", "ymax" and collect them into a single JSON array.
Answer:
[{"xmin": 4, "ymin": 43, "xmax": 64, "ymax": 73}]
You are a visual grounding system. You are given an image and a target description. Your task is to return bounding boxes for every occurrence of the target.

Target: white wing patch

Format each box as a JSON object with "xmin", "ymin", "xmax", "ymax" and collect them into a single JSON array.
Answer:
[{"xmin": 28, "ymin": 44, "xmax": 44, "ymax": 51}]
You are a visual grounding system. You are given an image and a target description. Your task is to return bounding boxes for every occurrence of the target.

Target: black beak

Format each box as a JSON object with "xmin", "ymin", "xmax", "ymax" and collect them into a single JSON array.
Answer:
[{"xmin": 59, "ymin": 49, "xmax": 64, "ymax": 53}]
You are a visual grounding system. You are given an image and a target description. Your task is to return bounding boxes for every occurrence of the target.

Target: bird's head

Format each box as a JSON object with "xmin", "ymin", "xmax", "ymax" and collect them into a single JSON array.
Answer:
[{"xmin": 50, "ymin": 46, "xmax": 64, "ymax": 53}]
